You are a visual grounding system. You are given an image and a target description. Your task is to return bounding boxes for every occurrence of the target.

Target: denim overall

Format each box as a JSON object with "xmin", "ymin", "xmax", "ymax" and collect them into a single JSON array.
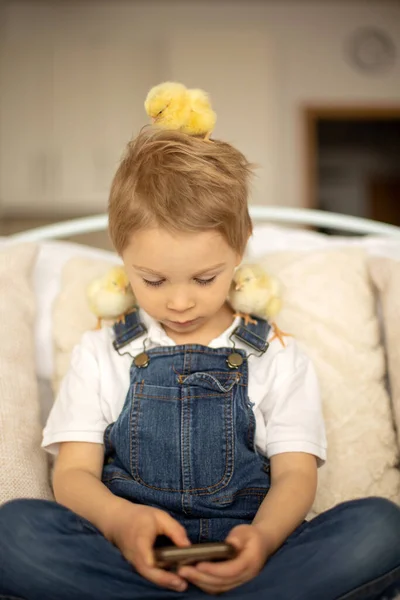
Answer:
[{"xmin": 102, "ymin": 311, "xmax": 271, "ymax": 543}]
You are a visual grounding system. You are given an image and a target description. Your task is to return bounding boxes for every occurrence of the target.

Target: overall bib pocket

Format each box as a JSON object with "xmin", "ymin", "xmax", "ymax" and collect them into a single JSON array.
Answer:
[{"xmin": 128, "ymin": 379, "xmax": 236, "ymax": 493}]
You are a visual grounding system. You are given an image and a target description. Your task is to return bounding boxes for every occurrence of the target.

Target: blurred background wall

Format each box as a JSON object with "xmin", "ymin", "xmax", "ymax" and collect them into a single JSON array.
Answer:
[{"xmin": 0, "ymin": 0, "xmax": 399, "ymax": 236}]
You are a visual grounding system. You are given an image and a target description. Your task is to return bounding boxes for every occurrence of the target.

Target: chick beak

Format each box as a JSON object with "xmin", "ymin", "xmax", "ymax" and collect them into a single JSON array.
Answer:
[{"xmin": 235, "ymin": 282, "xmax": 243, "ymax": 291}]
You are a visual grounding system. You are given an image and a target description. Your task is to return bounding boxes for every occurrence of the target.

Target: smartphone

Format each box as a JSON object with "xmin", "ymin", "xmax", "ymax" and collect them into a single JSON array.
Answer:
[{"xmin": 154, "ymin": 542, "xmax": 237, "ymax": 569}]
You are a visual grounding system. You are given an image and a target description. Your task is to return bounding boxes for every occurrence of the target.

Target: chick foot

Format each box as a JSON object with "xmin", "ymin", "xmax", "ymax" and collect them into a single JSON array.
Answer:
[
  {"xmin": 234, "ymin": 312, "xmax": 258, "ymax": 326},
  {"xmin": 270, "ymin": 323, "xmax": 293, "ymax": 348},
  {"xmin": 115, "ymin": 306, "xmax": 137, "ymax": 325}
]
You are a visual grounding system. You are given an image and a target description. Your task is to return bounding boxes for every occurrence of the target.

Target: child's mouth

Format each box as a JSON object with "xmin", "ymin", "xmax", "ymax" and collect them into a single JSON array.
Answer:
[{"xmin": 167, "ymin": 318, "xmax": 200, "ymax": 329}]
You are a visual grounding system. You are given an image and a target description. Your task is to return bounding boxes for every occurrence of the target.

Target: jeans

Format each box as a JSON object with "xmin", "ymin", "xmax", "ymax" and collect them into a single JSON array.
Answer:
[{"xmin": 0, "ymin": 496, "xmax": 399, "ymax": 599}]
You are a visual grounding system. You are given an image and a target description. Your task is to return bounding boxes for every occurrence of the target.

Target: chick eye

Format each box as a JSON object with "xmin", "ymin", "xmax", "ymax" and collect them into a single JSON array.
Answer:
[{"xmin": 194, "ymin": 276, "xmax": 216, "ymax": 286}]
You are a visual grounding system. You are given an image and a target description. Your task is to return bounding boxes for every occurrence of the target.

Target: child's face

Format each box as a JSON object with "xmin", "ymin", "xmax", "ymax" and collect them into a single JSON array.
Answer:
[{"xmin": 122, "ymin": 227, "xmax": 242, "ymax": 336}]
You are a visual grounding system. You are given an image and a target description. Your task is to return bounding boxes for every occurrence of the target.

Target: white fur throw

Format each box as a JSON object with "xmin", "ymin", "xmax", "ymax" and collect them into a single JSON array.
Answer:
[{"xmin": 0, "ymin": 244, "xmax": 53, "ymax": 504}]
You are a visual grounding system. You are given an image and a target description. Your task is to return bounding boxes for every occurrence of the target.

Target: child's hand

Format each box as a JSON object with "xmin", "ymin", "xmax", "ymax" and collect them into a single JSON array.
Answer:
[
  {"xmin": 178, "ymin": 524, "xmax": 271, "ymax": 595},
  {"xmin": 109, "ymin": 502, "xmax": 190, "ymax": 592}
]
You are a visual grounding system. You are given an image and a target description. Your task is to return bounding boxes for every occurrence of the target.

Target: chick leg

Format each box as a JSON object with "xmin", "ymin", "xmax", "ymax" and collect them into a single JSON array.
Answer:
[
  {"xmin": 234, "ymin": 312, "xmax": 258, "ymax": 326},
  {"xmin": 270, "ymin": 322, "xmax": 293, "ymax": 348},
  {"xmin": 95, "ymin": 317, "xmax": 102, "ymax": 330},
  {"xmin": 204, "ymin": 131, "xmax": 213, "ymax": 142},
  {"xmin": 115, "ymin": 306, "xmax": 137, "ymax": 325}
]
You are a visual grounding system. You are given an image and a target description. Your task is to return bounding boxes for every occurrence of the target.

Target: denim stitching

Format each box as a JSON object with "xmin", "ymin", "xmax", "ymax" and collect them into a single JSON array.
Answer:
[
  {"xmin": 181, "ymin": 371, "xmax": 242, "ymax": 376},
  {"xmin": 189, "ymin": 347, "xmax": 194, "ymax": 383},
  {"xmin": 128, "ymin": 385, "xmax": 134, "ymax": 478},
  {"xmin": 225, "ymin": 391, "xmax": 235, "ymax": 488},
  {"xmin": 180, "ymin": 386, "xmax": 185, "ymax": 490},
  {"xmin": 247, "ymin": 398, "xmax": 256, "ymax": 448},
  {"xmin": 177, "ymin": 372, "xmax": 241, "ymax": 393},
  {"xmin": 173, "ymin": 366, "xmax": 246, "ymax": 388},
  {"xmin": 211, "ymin": 487, "xmax": 269, "ymax": 503},
  {"xmin": 174, "ymin": 370, "xmax": 244, "ymax": 377},
  {"xmin": 132, "ymin": 392, "xmax": 141, "ymax": 483},
  {"xmin": 184, "ymin": 348, "xmax": 246, "ymax": 357},
  {"xmin": 135, "ymin": 393, "xmax": 231, "ymax": 400},
  {"xmin": 182, "ymin": 392, "xmax": 191, "ymax": 490},
  {"xmin": 129, "ymin": 384, "xmax": 138, "ymax": 480},
  {"xmin": 124, "ymin": 391, "xmax": 235, "ymax": 494},
  {"xmin": 233, "ymin": 328, "xmax": 269, "ymax": 352},
  {"xmin": 187, "ymin": 394, "xmax": 192, "ymax": 489}
]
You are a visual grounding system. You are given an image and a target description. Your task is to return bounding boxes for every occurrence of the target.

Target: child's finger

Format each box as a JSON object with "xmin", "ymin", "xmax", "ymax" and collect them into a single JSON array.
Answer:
[
  {"xmin": 133, "ymin": 533, "xmax": 155, "ymax": 568},
  {"xmin": 195, "ymin": 548, "xmax": 248, "ymax": 578},
  {"xmin": 131, "ymin": 535, "xmax": 187, "ymax": 592},
  {"xmin": 158, "ymin": 512, "xmax": 191, "ymax": 547},
  {"xmin": 143, "ymin": 565, "xmax": 187, "ymax": 592},
  {"xmin": 178, "ymin": 565, "xmax": 247, "ymax": 593}
]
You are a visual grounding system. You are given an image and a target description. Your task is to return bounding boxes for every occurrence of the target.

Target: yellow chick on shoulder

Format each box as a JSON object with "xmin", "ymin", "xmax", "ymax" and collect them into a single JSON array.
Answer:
[
  {"xmin": 144, "ymin": 81, "xmax": 216, "ymax": 140},
  {"xmin": 229, "ymin": 264, "xmax": 292, "ymax": 347},
  {"xmin": 87, "ymin": 266, "xmax": 136, "ymax": 329}
]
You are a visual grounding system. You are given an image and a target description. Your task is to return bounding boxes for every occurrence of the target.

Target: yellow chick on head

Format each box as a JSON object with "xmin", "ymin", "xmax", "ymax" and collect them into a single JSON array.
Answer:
[
  {"xmin": 229, "ymin": 264, "xmax": 292, "ymax": 347},
  {"xmin": 144, "ymin": 81, "xmax": 217, "ymax": 140},
  {"xmin": 87, "ymin": 266, "xmax": 137, "ymax": 330},
  {"xmin": 181, "ymin": 88, "xmax": 217, "ymax": 139}
]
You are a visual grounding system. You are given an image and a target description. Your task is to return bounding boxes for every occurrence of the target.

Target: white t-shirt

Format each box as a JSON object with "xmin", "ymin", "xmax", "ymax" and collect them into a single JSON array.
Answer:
[{"xmin": 42, "ymin": 310, "xmax": 327, "ymax": 463}]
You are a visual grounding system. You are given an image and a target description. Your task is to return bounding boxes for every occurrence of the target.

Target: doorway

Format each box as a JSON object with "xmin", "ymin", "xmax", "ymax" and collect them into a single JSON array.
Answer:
[{"xmin": 304, "ymin": 107, "xmax": 400, "ymax": 234}]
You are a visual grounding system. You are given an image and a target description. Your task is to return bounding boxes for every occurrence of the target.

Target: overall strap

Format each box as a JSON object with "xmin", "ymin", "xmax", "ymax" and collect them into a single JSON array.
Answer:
[
  {"xmin": 232, "ymin": 316, "xmax": 271, "ymax": 354},
  {"xmin": 112, "ymin": 310, "xmax": 270, "ymax": 355},
  {"xmin": 112, "ymin": 310, "xmax": 147, "ymax": 351}
]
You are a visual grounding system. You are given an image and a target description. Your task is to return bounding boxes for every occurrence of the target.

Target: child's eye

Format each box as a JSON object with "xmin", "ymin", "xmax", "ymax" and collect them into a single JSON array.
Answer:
[
  {"xmin": 194, "ymin": 276, "xmax": 216, "ymax": 286},
  {"xmin": 143, "ymin": 279, "xmax": 164, "ymax": 287}
]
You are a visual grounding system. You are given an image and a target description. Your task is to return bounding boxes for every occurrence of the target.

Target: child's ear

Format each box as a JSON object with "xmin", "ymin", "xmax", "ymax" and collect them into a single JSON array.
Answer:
[
  {"xmin": 237, "ymin": 230, "xmax": 251, "ymax": 267},
  {"xmin": 235, "ymin": 253, "xmax": 243, "ymax": 268}
]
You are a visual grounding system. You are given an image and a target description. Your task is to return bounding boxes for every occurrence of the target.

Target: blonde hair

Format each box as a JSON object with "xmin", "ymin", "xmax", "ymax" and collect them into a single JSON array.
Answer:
[{"xmin": 108, "ymin": 127, "xmax": 254, "ymax": 255}]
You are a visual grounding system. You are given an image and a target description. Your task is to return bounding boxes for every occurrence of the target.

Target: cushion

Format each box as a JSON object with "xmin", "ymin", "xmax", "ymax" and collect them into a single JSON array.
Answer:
[
  {"xmin": 52, "ymin": 256, "xmax": 121, "ymax": 393},
  {"xmin": 32, "ymin": 241, "xmax": 120, "ymax": 381},
  {"xmin": 369, "ymin": 256, "xmax": 400, "ymax": 448},
  {"xmin": 248, "ymin": 224, "xmax": 400, "ymax": 260},
  {"xmin": 260, "ymin": 248, "xmax": 400, "ymax": 514},
  {"xmin": 0, "ymin": 244, "xmax": 53, "ymax": 504},
  {"xmin": 52, "ymin": 248, "xmax": 400, "ymax": 514}
]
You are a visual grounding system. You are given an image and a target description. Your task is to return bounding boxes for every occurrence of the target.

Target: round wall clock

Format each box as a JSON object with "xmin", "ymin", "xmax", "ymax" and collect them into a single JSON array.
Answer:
[{"xmin": 346, "ymin": 27, "xmax": 396, "ymax": 74}]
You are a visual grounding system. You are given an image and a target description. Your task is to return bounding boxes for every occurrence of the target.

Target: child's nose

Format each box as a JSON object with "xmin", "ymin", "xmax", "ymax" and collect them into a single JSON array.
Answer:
[{"xmin": 167, "ymin": 289, "xmax": 195, "ymax": 313}]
